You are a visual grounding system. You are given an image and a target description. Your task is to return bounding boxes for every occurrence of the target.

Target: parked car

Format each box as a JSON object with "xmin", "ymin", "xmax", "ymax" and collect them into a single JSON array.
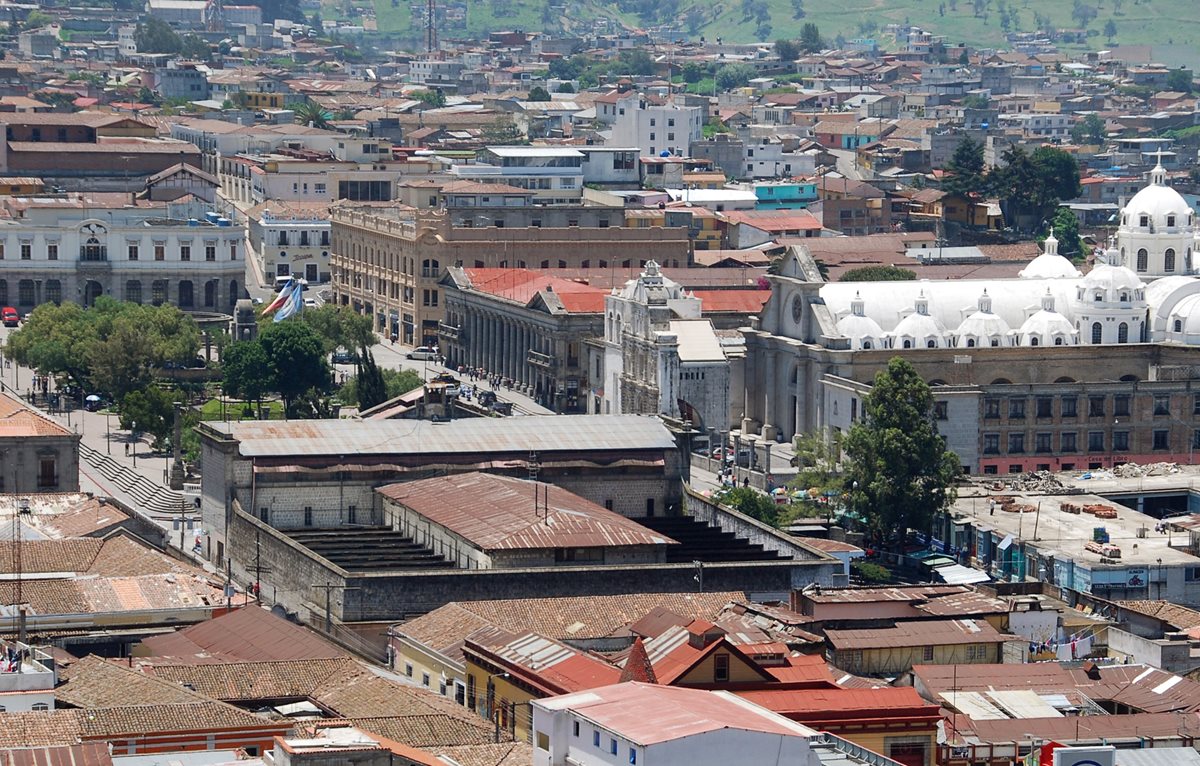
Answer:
[
  {"xmin": 1, "ymin": 306, "xmax": 18, "ymax": 327},
  {"xmin": 406, "ymin": 346, "xmax": 439, "ymax": 361},
  {"xmin": 332, "ymin": 348, "xmax": 358, "ymax": 365}
]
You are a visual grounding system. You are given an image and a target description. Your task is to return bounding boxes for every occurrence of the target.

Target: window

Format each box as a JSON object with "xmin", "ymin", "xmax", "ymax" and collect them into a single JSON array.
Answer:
[
  {"xmin": 1113, "ymin": 431, "xmax": 1130, "ymax": 451},
  {"xmin": 46, "ymin": 243, "xmax": 57, "ymax": 260},
  {"xmin": 934, "ymin": 401, "xmax": 948, "ymax": 420},
  {"xmin": 205, "ymin": 244, "xmax": 216, "ymax": 261},
  {"xmin": 1165, "ymin": 248, "xmax": 1176, "ymax": 272},
  {"xmin": 922, "ymin": 646, "xmax": 934, "ymax": 661},
  {"xmin": 1061, "ymin": 432, "xmax": 1077, "ymax": 453},
  {"xmin": 20, "ymin": 242, "xmax": 30, "ymax": 260},
  {"xmin": 1036, "ymin": 432, "xmax": 1052, "ymax": 453},
  {"xmin": 422, "ymin": 673, "xmax": 430, "ymax": 687},
  {"xmin": 1036, "ymin": 397, "xmax": 1053, "ymax": 418},
  {"xmin": 630, "ymin": 748, "xmax": 638, "ymax": 765},
  {"xmin": 1140, "ymin": 214, "xmax": 1149, "ymax": 227},
  {"xmin": 1194, "ymin": 429, "xmax": 1200, "ymax": 450},
  {"xmin": 1009, "ymin": 399, "xmax": 1026, "ymax": 419},
  {"xmin": 1168, "ymin": 214, "xmax": 1177, "ymax": 228},
  {"xmin": 38, "ymin": 456, "xmax": 56, "ymax": 488},
  {"xmin": 31, "ymin": 703, "xmax": 48, "ymax": 712},
  {"xmin": 230, "ymin": 242, "xmax": 238, "ymax": 260},
  {"xmin": 315, "ymin": 182, "xmax": 326, "ymax": 194},
  {"xmin": 1137, "ymin": 248, "xmax": 1148, "ymax": 271},
  {"xmin": 1062, "ymin": 396, "xmax": 1078, "ymax": 417},
  {"xmin": 45, "ymin": 280, "xmax": 60, "ymax": 304},
  {"xmin": 1091, "ymin": 322, "xmax": 1102, "ymax": 344},
  {"xmin": 1088, "ymin": 431, "xmax": 1105, "ymax": 452},
  {"xmin": 1154, "ymin": 395, "xmax": 1170, "ymax": 415},
  {"xmin": 1089, "ymin": 396, "xmax": 1106, "ymax": 417},
  {"xmin": 610, "ymin": 739, "xmax": 618, "ymax": 755},
  {"xmin": 1194, "ymin": 393, "xmax": 1200, "ymax": 415},
  {"xmin": 594, "ymin": 731, "xmax": 601, "ymax": 748},
  {"xmin": 1008, "ymin": 433, "xmax": 1025, "ymax": 454},
  {"xmin": 154, "ymin": 244, "xmax": 165, "ymax": 261},
  {"xmin": 127, "ymin": 244, "xmax": 139, "ymax": 261},
  {"xmin": 180, "ymin": 245, "xmax": 191, "ymax": 261},
  {"xmin": 1114, "ymin": 395, "xmax": 1131, "ymax": 417},
  {"xmin": 984, "ymin": 398, "xmax": 1001, "ymax": 419},
  {"xmin": 303, "ymin": 506, "xmax": 313, "ymax": 526},
  {"xmin": 1118, "ymin": 322, "xmax": 1129, "ymax": 343},
  {"xmin": 405, "ymin": 663, "xmax": 413, "ymax": 677},
  {"xmin": 18, "ymin": 279, "xmax": 33, "ymax": 305},
  {"xmin": 573, "ymin": 721, "xmax": 580, "ymax": 737},
  {"xmin": 714, "ymin": 653, "xmax": 730, "ymax": 682},
  {"xmin": 983, "ymin": 433, "xmax": 1000, "ymax": 454},
  {"xmin": 1153, "ymin": 430, "xmax": 1170, "ymax": 450},
  {"xmin": 126, "ymin": 281, "xmax": 142, "ymax": 304}
]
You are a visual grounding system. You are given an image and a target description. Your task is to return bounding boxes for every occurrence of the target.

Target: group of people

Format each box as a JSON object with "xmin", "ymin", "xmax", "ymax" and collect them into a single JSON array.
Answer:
[{"xmin": 457, "ymin": 365, "xmax": 517, "ymax": 391}]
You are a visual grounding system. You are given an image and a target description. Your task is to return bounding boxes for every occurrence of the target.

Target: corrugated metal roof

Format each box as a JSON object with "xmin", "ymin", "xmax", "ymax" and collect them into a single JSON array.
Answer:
[
  {"xmin": 377, "ymin": 473, "xmax": 676, "ymax": 551},
  {"xmin": 213, "ymin": 414, "xmax": 677, "ymax": 458}
]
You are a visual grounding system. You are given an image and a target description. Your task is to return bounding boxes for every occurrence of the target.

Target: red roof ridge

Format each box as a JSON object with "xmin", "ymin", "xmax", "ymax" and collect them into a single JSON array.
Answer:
[{"xmin": 619, "ymin": 637, "xmax": 658, "ymax": 685}]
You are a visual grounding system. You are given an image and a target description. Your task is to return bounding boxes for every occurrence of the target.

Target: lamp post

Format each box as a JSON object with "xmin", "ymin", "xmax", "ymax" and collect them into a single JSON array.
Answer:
[{"xmin": 131, "ymin": 421, "xmax": 137, "ymax": 468}]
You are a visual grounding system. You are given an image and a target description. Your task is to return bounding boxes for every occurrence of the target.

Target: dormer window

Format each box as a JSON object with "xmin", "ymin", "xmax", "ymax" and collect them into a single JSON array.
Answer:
[
  {"xmin": 1119, "ymin": 292, "xmax": 1129, "ymax": 302},
  {"xmin": 1167, "ymin": 214, "xmax": 1176, "ymax": 227},
  {"xmin": 1139, "ymin": 214, "xmax": 1149, "ymax": 227},
  {"xmin": 1094, "ymin": 292, "xmax": 1103, "ymax": 302}
]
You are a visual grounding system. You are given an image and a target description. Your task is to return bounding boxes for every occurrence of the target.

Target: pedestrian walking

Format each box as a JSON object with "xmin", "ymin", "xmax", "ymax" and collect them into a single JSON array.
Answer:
[{"xmin": 124, "ymin": 443, "xmax": 130, "ymax": 457}]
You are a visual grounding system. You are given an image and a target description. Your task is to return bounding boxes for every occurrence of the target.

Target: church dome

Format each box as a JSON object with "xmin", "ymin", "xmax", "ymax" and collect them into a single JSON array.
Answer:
[
  {"xmin": 889, "ymin": 291, "xmax": 948, "ymax": 348},
  {"xmin": 1018, "ymin": 290, "xmax": 1078, "ymax": 346},
  {"xmin": 955, "ymin": 290, "xmax": 1011, "ymax": 348},
  {"xmin": 1079, "ymin": 263, "xmax": 1145, "ymax": 303},
  {"xmin": 1019, "ymin": 230, "xmax": 1082, "ymax": 279},
  {"xmin": 836, "ymin": 292, "xmax": 885, "ymax": 350},
  {"xmin": 1166, "ymin": 293, "xmax": 1200, "ymax": 338},
  {"xmin": 1121, "ymin": 159, "xmax": 1195, "ymax": 232}
]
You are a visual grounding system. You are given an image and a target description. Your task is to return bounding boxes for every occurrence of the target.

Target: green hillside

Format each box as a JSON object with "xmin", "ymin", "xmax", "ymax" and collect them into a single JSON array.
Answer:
[{"xmin": 367, "ymin": 0, "xmax": 1200, "ymax": 62}]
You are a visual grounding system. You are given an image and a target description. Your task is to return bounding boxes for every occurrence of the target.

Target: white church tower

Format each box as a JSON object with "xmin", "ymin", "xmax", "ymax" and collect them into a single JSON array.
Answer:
[{"xmin": 1115, "ymin": 153, "xmax": 1197, "ymax": 278}]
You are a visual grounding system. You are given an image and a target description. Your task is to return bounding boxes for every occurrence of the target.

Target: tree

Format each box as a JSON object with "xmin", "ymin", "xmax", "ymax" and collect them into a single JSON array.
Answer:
[
  {"xmin": 682, "ymin": 62, "xmax": 707, "ymax": 83},
  {"xmin": 340, "ymin": 366, "xmax": 422, "ymax": 406},
  {"xmin": 988, "ymin": 146, "xmax": 1081, "ymax": 230},
  {"xmin": 258, "ymin": 321, "xmax": 331, "ymax": 416},
  {"xmin": 1070, "ymin": 112, "xmax": 1105, "ymax": 144},
  {"xmin": 775, "ymin": 38, "xmax": 800, "ymax": 61},
  {"xmin": 840, "ymin": 265, "xmax": 918, "ymax": 282},
  {"xmin": 555, "ymin": 82, "xmax": 575, "ymax": 93},
  {"xmin": 134, "ymin": 16, "xmax": 181, "ymax": 54},
  {"xmin": 309, "ymin": 11, "xmax": 323, "ymax": 30},
  {"xmin": 179, "ymin": 34, "xmax": 212, "ymax": 62},
  {"xmin": 942, "ymin": 136, "xmax": 987, "ymax": 197},
  {"xmin": 292, "ymin": 100, "xmax": 331, "ymax": 128},
  {"xmin": 715, "ymin": 486, "xmax": 780, "ymax": 526},
  {"xmin": 481, "ymin": 115, "xmax": 527, "ymax": 145},
  {"xmin": 1167, "ymin": 68, "xmax": 1194, "ymax": 94},
  {"xmin": 1103, "ymin": 18, "xmax": 1117, "ymax": 42},
  {"xmin": 412, "ymin": 88, "xmax": 446, "ymax": 107},
  {"xmin": 527, "ymin": 85, "xmax": 551, "ymax": 102},
  {"xmin": 119, "ymin": 386, "xmax": 178, "ymax": 450},
  {"xmin": 222, "ymin": 340, "xmax": 272, "ymax": 413},
  {"xmin": 798, "ymin": 22, "xmax": 824, "ymax": 53},
  {"xmin": 353, "ymin": 348, "xmax": 387, "ymax": 410},
  {"xmin": 5, "ymin": 299, "xmax": 199, "ymax": 400},
  {"xmin": 790, "ymin": 0, "xmax": 805, "ymax": 18},
  {"xmin": 714, "ymin": 62, "xmax": 755, "ymax": 91},
  {"xmin": 1046, "ymin": 207, "xmax": 1084, "ymax": 259},
  {"xmin": 842, "ymin": 357, "xmax": 960, "ymax": 539}
]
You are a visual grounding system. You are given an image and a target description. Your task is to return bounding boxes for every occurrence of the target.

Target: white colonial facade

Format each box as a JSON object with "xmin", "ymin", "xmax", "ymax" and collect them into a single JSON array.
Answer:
[
  {"xmin": 0, "ymin": 195, "xmax": 244, "ymax": 313},
  {"xmin": 245, "ymin": 201, "xmax": 331, "ymax": 285}
]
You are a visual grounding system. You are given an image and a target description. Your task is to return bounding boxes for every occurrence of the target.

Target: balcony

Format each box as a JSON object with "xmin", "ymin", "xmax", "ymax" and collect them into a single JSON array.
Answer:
[
  {"xmin": 438, "ymin": 322, "xmax": 460, "ymax": 341},
  {"xmin": 79, "ymin": 246, "xmax": 107, "ymax": 262},
  {"xmin": 528, "ymin": 350, "xmax": 554, "ymax": 369}
]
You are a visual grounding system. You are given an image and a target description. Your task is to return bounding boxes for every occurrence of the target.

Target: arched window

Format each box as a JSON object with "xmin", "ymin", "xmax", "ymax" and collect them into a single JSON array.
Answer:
[
  {"xmin": 1119, "ymin": 292, "xmax": 1129, "ymax": 302},
  {"xmin": 862, "ymin": 341, "xmax": 872, "ymax": 349},
  {"xmin": 1094, "ymin": 292, "xmax": 1103, "ymax": 302},
  {"xmin": 1175, "ymin": 319, "xmax": 1183, "ymax": 332},
  {"xmin": 1030, "ymin": 336, "xmax": 1040, "ymax": 346},
  {"xmin": 1118, "ymin": 322, "xmax": 1129, "ymax": 343},
  {"xmin": 126, "ymin": 280, "xmax": 142, "ymax": 304},
  {"xmin": 540, "ymin": 260, "xmax": 550, "ymax": 269},
  {"xmin": 178, "ymin": 281, "xmax": 194, "ymax": 308},
  {"xmin": 902, "ymin": 340, "xmax": 912, "ymax": 349},
  {"xmin": 1137, "ymin": 249, "xmax": 1148, "ymax": 271},
  {"xmin": 926, "ymin": 339, "xmax": 937, "ymax": 348},
  {"xmin": 229, "ymin": 280, "xmax": 239, "ymax": 306},
  {"xmin": 1054, "ymin": 337, "xmax": 1064, "ymax": 346},
  {"xmin": 966, "ymin": 338, "xmax": 976, "ymax": 348},
  {"xmin": 1091, "ymin": 322, "xmax": 1103, "ymax": 343},
  {"xmin": 990, "ymin": 338, "xmax": 1000, "ymax": 347},
  {"xmin": 46, "ymin": 279, "xmax": 60, "ymax": 304},
  {"xmin": 0, "ymin": 279, "xmax": 7, "ymax": 305},
  {"xmin": 1165, "ymin": 248, "xmax": 1176, "ymax": 272}
]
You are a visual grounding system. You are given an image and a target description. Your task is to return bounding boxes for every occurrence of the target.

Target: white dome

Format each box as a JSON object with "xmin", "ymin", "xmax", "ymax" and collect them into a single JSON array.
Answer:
[
  {"xmin": 1018, "ymin": 309, "xmax": 1077, "ymax": 346},
  {"xmin": 890, "ymin": 294, "xmax": 948, "ymax": 348},
  {"xmin": 1124, "ymin": 182, "xmax": 1193, "ymax": 227},
  {"xmin": 1166, "ymin": 293, "xmax": 1200, "ymax": 337},
  {"xmin": 1080, "ymin": 263, "xmax": 1145, "ymax": 301},
  {"xmin": 837, "ymin": 313, "xmax": 885, "ymax": 348},
  {"xmin": 1019, "ymin": 252, "xmax": 1083, "ymax": 279}
]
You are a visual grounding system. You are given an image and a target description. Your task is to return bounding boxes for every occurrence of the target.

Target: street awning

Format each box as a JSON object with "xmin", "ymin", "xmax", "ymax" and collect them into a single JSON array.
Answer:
[{"xmin": 936, "ymin": 564, "xmax": 991, "ymax": 585}]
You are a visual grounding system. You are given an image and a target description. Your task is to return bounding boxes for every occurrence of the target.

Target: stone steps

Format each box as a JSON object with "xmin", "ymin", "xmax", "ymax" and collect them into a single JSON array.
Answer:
[{"xmin": 79, "ymin": 443, "xmax": 189, "ymax": 518}]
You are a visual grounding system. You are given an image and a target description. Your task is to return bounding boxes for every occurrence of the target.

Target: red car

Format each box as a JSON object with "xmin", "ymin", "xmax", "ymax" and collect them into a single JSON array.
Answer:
[{"xmin": 1, "ymin": 306, "xmax": 18, "ymax": 327}]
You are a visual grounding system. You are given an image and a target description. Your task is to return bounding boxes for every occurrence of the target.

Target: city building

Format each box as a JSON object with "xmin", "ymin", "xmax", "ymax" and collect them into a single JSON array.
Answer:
[
  {"xmin": 609, "ymin": 97, "xmax": 704, "ymax": 157},
  {"xmin": 824, "ymin": 619, "xmax": 1018, "ymax": 676},
  {"xmin": 244, "ymin": 201, "xmax": 331, "ymax": 285},
  {"xmin": 446, "ymin": 147, "xmax": 585, "ymax": 204},
  {"xmin": 0, "ymin": 391, "xmax": 79, "ymax": 493},
  {"xmin": 0, "ymin": 194, "xmax": 245, "ymax": 313},
  {"xmin": 0, "ymin": 640, "xmax": 57, "ymax": 712}
]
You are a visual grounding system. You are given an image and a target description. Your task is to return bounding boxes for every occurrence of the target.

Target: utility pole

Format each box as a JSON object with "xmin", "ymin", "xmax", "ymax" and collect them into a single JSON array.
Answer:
[
  {"xmin": 693, "ymin": 559, "xmax": 704, "ymax": 593},
  {"xmin": 311, "ymin": 582, "xmax": 361, "ymax": 633}
]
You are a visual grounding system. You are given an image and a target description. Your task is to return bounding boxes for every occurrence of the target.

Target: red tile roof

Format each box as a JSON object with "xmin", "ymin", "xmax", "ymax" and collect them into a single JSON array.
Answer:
[
  {"xmin": 692, "ymin": 289, "xmax": 770, "ymax": 314},
  {"xmin": 618, "ymin": 637, "xmax": 657, "ymax": 684},
  {"xmin": 735, "ymin": 686, "xmax": 940, "ymax": 720},
  {"xmin": 0, "ymin": 392, "xmax": 74, "ymax": 438},
  {"xmin": 137, "ymin": 605, "xmax": 345, "ymax": 663},
  {"xmin": 461, "ymin": 268, "xmax": 606, "ymax": 312}
]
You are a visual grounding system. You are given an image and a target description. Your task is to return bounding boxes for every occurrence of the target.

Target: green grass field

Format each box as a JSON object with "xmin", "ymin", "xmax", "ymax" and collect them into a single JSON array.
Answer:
[{"xmin": 363, "ymin": 0, "xmax": 1200, "ymax": 66}]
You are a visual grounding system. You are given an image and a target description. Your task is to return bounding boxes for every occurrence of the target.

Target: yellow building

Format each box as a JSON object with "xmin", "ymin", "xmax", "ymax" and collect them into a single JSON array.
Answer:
[{"xmin": 825, "ymin": 619, "xmax": 1015, "ymax": 677}]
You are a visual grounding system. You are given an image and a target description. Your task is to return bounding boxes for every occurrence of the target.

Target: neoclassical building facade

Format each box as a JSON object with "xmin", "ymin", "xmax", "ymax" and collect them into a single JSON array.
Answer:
[{"xmin": 742, "ymin": 162, "xmax": 1200, "ymax": 473}]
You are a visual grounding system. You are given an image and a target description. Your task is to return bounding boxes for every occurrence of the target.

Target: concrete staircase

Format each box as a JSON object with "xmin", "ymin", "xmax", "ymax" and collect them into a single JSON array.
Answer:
[{"xmin": 79, "ymin": 443, "xmax": 190, "ymax": 519}]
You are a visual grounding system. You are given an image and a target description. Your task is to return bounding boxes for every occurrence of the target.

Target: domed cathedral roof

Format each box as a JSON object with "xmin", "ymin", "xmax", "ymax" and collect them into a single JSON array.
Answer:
[
  {"xmin": 889, "ymin": 291, "xmax": 949, "ymax": 349},
  {"xmin": 1115, "ymin": 154, "xmax": 1198, "ymax": 278},
  {"xmin": 1077, "ymin": 262, "xmax": 1146, "ymax": 305},
  {"xmin": 1164, "ymin": 293, "xmax": 1200, "ymax": 342},
  {"xmin": 955, "ymin": 289, "xmax": 1012, "ymax": 348},
  {"xmin": 1121, "ymin": 157, "xmax": 1194, "ymax": 231},
  {"xmin": 835, "ymin": 292, "xmax": 886, "ymax": 350},
  {"xmin": 1018, "ymin": 229, "xmax": 1083, "ymax": 279},
  {"xmin": 1017, "ymin": 289, "xmax": 1078, "ymax": 347}
]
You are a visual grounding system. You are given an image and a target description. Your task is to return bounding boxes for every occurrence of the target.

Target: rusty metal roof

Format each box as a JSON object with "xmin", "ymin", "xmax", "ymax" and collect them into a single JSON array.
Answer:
[
  {"xmin": 210, "ymin": 414, "xmax": 677, "ymax": 458},
  {"xmin": 377, "ymin": 473, "xmax": 676, "ymax": 551}
]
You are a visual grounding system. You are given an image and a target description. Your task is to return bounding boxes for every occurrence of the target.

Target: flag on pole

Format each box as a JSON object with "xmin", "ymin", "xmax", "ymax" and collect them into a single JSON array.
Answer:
[
  {"xmin": 273, "ymin": 280, "xmax": 305, "ymax": 322},
  {"xmin": 261, "ymin": 278, "xmax": 296, "ymax": 316}
]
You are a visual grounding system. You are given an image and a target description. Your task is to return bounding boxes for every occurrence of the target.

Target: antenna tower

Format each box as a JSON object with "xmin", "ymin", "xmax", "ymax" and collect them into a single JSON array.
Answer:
[{"xmin": 426, "ymin": 0, "xmax": 437, "ymax": 53}]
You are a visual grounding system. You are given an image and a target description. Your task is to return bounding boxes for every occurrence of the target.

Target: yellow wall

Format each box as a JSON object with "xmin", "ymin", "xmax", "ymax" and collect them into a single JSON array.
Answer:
[
  {"xmin": 677, "ymin": 649, "xmax": 765, "ymax": 685},
  {"xmin": 850, "ymin": 730, "xmax": 937, "ymax": 766},
  {"xmin": 392, "ymin": 636, "xmax": 466, "ymax": 703},
  {"xmin": 465, "ymin": 659, "xmax": 538, "ymax": 742}
]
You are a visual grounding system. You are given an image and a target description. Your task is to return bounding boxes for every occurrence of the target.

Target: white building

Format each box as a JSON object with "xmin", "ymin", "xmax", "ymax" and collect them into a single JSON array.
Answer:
[
  {"xmin": 0, "ymin": 194, "xmax": 245, "ymax": 314},
  {"xmin": 609, "ymin": 98, "xmax": 704, "ymax": 158},
  {"xmin": 531, "ymin": 682, "xmax": 849, "ymax": 766},
  {"xmin": 579, "ymin": 147, "xmax": 641, "ymax": 186},
  {"xmin": 446, "ymin": 147, "xmax": 584, "ymax": 204},
  {"xmin": 0, "ymin": 641, "xmax": 57, "ymax": 712},
  {"xmin": 601, "ymin": 262, "xmax": 733, "ymax": 433},
  {"xmin": 245, "ymin": 201, "xmax": 331, "ymax": 285}
]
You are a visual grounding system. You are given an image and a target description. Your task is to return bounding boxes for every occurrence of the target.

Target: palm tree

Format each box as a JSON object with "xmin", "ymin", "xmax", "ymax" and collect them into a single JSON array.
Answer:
[{"xmin": 293, "ymin": 100, "xmax": 331, "ymax": 129}]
